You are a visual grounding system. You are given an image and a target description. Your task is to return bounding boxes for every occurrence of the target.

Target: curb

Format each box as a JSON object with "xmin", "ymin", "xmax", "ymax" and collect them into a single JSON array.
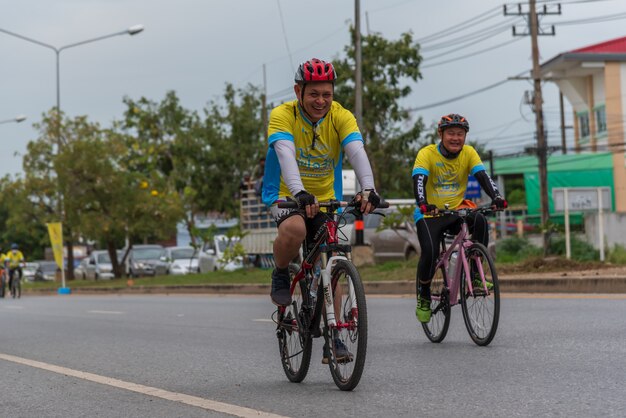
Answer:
[{"xmin": 21, "ymin": 276, "xmax": 626, "ymax": 296}]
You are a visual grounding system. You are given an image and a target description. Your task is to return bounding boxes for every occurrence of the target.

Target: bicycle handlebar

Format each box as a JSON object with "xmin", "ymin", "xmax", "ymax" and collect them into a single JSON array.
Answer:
[
  {"xmin": 277, "ymin": 199, "xmax": 390, "ymax": 210},
  {"xmin": 426, "ymin": 205, "xmax": 501, "ymax": 218}
]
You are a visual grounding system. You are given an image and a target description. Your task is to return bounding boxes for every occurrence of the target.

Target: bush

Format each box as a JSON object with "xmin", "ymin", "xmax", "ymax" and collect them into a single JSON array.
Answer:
[
  {"xmin": 495, "ymin": 236, "xmax": 541, "ymax": 263},
  {"xmin": 607, "ymin": 244, "xmax": 626, "ymax": 265},
  {"xmin": 549, "ymin": 236, "xmax": 599, "ymax": 261}
]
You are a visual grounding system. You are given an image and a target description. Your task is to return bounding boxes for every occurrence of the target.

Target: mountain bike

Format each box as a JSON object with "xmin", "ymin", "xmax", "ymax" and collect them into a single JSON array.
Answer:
[
  {"xmin": 421, "ymin": 205, "xmax": 500, "ymax": 346},
  {"xmin": 274, "ymin": 199, "xmax": 388, "ymax": 391}
]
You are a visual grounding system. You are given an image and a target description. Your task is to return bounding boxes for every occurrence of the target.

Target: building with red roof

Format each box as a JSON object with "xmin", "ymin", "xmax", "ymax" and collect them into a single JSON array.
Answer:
[{"xmin": 541, "ymin": 36, "xmax": 626, "ymax": 211}]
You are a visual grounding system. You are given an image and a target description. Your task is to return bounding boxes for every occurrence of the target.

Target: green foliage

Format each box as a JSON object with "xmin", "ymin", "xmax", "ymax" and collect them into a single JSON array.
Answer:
[
  {"xmin": 549, "ymin": 235, "xmax": 599, "ymax": 261},
  {"xmin": 495, "ymin": 236, "xmax": 542, "ymax": 263},
  {"xmin": 607, "ymin": 244, "xmax": 626, "ymax": 264},
  {"xmin": 333, "ymin": 29, "xmax": 424, "ymax": 197}
]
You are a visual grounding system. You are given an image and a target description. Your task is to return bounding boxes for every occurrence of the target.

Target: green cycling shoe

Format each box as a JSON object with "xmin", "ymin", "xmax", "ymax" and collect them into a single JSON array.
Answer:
[{"xmin": 415, "ymin": 296, "xmax": 432, "ymax": 323}]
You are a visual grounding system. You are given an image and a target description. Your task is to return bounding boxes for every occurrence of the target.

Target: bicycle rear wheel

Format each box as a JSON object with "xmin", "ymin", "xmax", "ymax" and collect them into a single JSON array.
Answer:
[
  {"xmin": 325, "ymin": 259, "xmax": 367, "ymax": 391},
  {"xmin": 277, "ymin": 264, "xmax": 312, "ymax": 382},
  {"xmin": 460, "ymin": 243, "xmax": 500, "ymax": 346},
  {"xmin": 421, "ymin": 263, "xmax": 451, "ymax": 343}
]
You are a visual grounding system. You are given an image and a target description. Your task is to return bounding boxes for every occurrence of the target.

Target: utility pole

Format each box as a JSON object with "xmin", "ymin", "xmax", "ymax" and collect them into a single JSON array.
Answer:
[
  {"xmin": 559, "ymin": 92, "xmax": 567, "ymax": 154},
  {"xmin": 262, "ymin": 64, "xmax": 268, "ymax": 136},
  {"xmin": 505, "ymin": 1, "xmax": 560, "ymax": 255},
  {"xmin": 354, "ymin": 0, "xmax": 363, "ymax": 130}
]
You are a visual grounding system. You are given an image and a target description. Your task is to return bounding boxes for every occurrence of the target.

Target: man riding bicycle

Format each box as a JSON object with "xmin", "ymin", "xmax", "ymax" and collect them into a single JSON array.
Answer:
[
  {"xmin": 412, "ymin": 114, "xmax": 507, "ymax": 323},
  {"xmin": 262, "ymin": 58, "xmax": 382, "ymax": 361},
  {"xmin": 6, "ymin": 243, "xmax": 25, "ymax": 294}
]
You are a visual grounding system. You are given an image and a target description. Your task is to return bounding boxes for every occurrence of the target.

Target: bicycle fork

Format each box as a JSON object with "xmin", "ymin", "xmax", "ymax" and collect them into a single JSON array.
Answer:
[{"xmin": 318, "ymin": 251, "xmax": 352, "ymax": 329}]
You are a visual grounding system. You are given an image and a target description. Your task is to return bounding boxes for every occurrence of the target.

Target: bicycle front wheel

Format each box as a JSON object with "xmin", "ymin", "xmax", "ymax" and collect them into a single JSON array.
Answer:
[
  {"xmin": 325, "ymin": 260, "xmax": 367, "ymax": 391},
  {"xmin": 421, "ymin": 262, "xmax": 451, "ymax": 343},
  {"xmin": 277, "ymin": 264, "xmax": 312, "ymax": 383},
  {"xmin": 12, "ymin": 279, "xmax": 21, "ymax": 299},
  {"xmin": 460, "ymin": 243, "xmax": 500, "ymax": 346}
]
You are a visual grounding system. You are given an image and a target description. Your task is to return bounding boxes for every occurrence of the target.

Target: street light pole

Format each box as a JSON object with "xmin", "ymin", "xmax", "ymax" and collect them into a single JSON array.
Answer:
[
  {"xmin": 0, "ymin": 25, "xmax": 144, "ymax": 288},
  {"xmin": 0, "ymin": 115, "xmax": 27, "ymax": 125},
  {"xmin": 0, "ymin": 25, "xmax": 144, "ymax": 121}
]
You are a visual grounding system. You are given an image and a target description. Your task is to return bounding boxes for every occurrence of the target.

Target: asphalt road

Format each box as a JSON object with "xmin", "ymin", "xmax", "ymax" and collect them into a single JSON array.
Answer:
[{"xmin": 0, "ymin": 294, "xmax": 625, "ymax": 417}]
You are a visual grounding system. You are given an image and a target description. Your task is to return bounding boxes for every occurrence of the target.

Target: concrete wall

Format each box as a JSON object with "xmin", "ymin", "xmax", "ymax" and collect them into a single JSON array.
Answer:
[{"xmin": 584, "ymin": 212, "xmax": 626, "ymax": 249}]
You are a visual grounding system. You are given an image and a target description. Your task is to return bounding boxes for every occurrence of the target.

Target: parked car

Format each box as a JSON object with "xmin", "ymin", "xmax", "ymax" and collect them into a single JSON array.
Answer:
[
  {"xmin": 35, "ymin": 261, "xmax": 59, "ymax": 281},
  {"xmin": 164, "ymin": 246, "xmax": 199, "ymax": 275},
  {"xmin": 127, "ymin": 245, "xmax": 168, "ymax": 277},
  {"xmin": 83, "ymin": 250, "xmax": 117, "ymax": 280},
  {"xmin": 74, "ymin": 258, "xmax": 89, "ymax": 280},
  {"xmin": 198, "ymin": 235, "xmax": 244, "ymax": 273},
  {"xmin": 23, "ymin": 262, "xmax": 40, "ymax": 282},
  {"xmin": 340, "ymin": 206, "xmax": 421, "ymax": 263}
]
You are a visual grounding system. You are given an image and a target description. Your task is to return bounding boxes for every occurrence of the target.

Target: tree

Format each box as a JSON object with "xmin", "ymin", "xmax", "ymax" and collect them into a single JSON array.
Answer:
[
  {"xmin": 333, "ymin": 30, "xmax": 425, "ymax": 197},
  {"xmin": 120, "ymin": 85, "xmax": 264, "ymax": 247}
]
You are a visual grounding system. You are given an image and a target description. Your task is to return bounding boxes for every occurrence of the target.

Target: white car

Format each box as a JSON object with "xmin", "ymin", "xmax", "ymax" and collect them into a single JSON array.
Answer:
[
  {"xmin": 165, "ymin": 246, "xmax": 199, "ymax": 275},
  {"xmin": 84, "ymin": 250, "xmax": 116, "ymax": 280},
  {"xmin": 198, "ymin": 235, "xmax": 244, "ymax": 273}
]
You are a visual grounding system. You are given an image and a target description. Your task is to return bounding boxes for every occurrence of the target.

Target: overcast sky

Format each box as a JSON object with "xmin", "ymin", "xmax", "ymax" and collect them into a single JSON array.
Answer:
[{"xmin": 1, "ymin": 0, "xmax": 625, "ymax": 178}]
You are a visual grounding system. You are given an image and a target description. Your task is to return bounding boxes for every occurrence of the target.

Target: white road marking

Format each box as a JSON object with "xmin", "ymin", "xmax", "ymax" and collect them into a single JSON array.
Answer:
[
  {"xmin": 0, "ymin": 352, "xmax": 288, "ymax": 418},
  {"xmin": 87, "ymin": 310, "xmax": 125, "ymax": 315}
]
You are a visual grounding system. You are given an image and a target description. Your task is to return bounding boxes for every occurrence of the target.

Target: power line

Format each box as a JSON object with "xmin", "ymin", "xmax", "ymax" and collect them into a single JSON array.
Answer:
[
  {"xmin": 275, "ymin": 0, "xmax": 294, "ymax": 73},
  {"xmin": 422, "ymin": 37, "xmax": 523, "ymax": 69},
  {"xmin": 407, "ymin": 71, "xmax": 528, "ymax": 112}
]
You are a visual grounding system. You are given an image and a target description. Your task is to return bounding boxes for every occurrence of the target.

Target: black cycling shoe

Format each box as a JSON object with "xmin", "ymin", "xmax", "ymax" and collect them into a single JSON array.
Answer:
[
  {"xmin": 322, "ymin": 338, "xmax": 354, "ymax": 364},
  {"xmin": 270, "ymin": 268, "xmax": 292, "ymax": 306}
]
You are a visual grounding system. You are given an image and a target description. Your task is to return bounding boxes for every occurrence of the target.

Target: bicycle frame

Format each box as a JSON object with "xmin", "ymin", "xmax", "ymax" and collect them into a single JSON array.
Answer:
[
  {"xmin": 283, "ymin": 206, "xmax": 353, "ymax": 331},
  {"xmin": 435, "ymin": 209, "xmax": 490, "ymax": 306}
]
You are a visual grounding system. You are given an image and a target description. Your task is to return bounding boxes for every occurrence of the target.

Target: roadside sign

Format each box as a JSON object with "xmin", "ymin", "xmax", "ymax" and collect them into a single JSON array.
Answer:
[
  {"xmin": 552, "ymin": 187, "xmax": 610, "ymax": 262},
  {"xmin": 552, "ymin": 187, "xmax": 611, "ymax": 212}
]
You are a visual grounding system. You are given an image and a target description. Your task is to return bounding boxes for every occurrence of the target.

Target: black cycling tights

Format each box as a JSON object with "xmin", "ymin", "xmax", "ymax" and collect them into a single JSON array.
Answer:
[{"xmin": 415, "ymin": 212, "xmax": 488, "ymax": 299}]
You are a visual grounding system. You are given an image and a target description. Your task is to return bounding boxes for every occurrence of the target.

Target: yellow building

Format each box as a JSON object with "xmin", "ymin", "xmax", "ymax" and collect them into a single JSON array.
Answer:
[{"xmin": 541, "ymin": 36, "xmax": 626, "ymax": 212}]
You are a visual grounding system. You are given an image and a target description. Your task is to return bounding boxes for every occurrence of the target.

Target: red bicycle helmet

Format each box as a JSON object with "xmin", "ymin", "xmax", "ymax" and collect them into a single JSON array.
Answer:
[
  {"xmin": 294, "ymin": 58, "xmax": 337, "ymax": 83},
  {"xmin": 437, "ymin": 113, "xmax": 470, "ymax": 133}
]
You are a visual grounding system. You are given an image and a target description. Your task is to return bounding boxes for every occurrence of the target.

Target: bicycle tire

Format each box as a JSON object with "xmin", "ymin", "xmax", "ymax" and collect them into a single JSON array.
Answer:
[
  {"xmin": 10, "ymin": 277, "xmax": 17, "ymax": 299},
  {"xmin": 278, "ymin": 264, "xmax": 312, "ymax": 383},
  {"xmin": 421, "ymin": 263, "xmax": 451, "ymax": 343},
  {"xmin": 325, "ymin": 259, "xmax": 367, "ymax": 391},
  {"xmin": 460, "ymin": 243, "xmax": 500, "ymax": 346}
]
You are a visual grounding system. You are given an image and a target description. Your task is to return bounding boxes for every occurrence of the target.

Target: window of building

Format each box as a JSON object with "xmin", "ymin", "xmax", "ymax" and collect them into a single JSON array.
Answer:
[
  {"xmin": 595, "ymin": 105, "xmax": 607, "ymax": 133},
  {"xmin": 578, "ymin": 112, "xmax": 590, "ymax": 138}
]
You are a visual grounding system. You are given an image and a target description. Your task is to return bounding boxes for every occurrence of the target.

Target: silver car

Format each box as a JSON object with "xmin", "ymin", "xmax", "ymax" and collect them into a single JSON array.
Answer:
[
  {"xmin": 84, "ymin": 250, "xmax": 117, "ymax": 280},
  {"xmin": 127, "ymin": 245, "xmax": 169, "ymax": 277},
  {"xmin": 340, "ymin": 207, "xmax": 420, "ymax": 263},
  {"xmin": 165, "ymin": 246, "xmax": 199, "ymax": 275}
]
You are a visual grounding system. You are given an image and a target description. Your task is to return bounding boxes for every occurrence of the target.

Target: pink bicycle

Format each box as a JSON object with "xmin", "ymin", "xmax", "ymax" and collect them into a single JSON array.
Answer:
[{"xmin": 421, "ymin": 205, "xmax": 500, "ymax": 346}]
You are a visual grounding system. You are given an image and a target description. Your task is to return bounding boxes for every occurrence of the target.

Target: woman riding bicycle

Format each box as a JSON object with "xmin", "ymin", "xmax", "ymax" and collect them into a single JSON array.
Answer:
[
  {"xmin": 262, "ymin": 58, "xmax": 383, "ymax": 361},
  {"xmin": 412, "ymin": 113, "xmax": 507, "ymax": 323}
]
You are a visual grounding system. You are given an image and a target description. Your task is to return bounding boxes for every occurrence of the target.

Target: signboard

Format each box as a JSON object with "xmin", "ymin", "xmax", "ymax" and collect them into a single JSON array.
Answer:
[
  {"xmin": 464, "ymin": 175, "xmax": 481, "ymax": 199},
  {"xmin": 552, "ymin": 187, "xmax": 611, "ymax": 212}
]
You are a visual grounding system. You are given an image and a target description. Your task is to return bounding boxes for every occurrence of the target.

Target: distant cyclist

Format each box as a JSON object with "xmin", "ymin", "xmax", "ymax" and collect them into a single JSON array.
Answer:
[
  {"xmin": 412, "ymin": 114, "xmax": 507, "ymax": 323},
  {"xmin": 262, "ymin": 58, "xmax": 383, "ymax": 362},
  {"xmin": 6, "ymin": 243, "xmax": 25, "ymax": 293},
  {"xmin": 0, "ymin": 248, "xmax": 6, "ymax": 298}
]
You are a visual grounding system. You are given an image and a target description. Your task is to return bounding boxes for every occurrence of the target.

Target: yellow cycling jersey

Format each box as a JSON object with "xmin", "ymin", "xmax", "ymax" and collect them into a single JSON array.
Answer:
[
  {"xmin": 263, "ymin": 100, "xmax": 363, "ymax": 205},
  {"xmin": 5, "ymin": 250, "xmax": 24, "ymax": 268},
  {"xmin": 412, "ymin": 143, "xmax": 485, "ymax": 221}
]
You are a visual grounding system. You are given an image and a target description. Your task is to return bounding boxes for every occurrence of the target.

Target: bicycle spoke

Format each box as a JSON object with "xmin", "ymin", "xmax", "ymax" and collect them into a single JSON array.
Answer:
[
  {"xmin": 277, "ymin": 265, "xmax": 312, "ymax": 383},
  {"xmin": 461, "ymin": 243, "xmax": 500, "ymax": 346},
  {"xmin": 326, "ymin": 260, "xmax": 367, "ymax": 391}
]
